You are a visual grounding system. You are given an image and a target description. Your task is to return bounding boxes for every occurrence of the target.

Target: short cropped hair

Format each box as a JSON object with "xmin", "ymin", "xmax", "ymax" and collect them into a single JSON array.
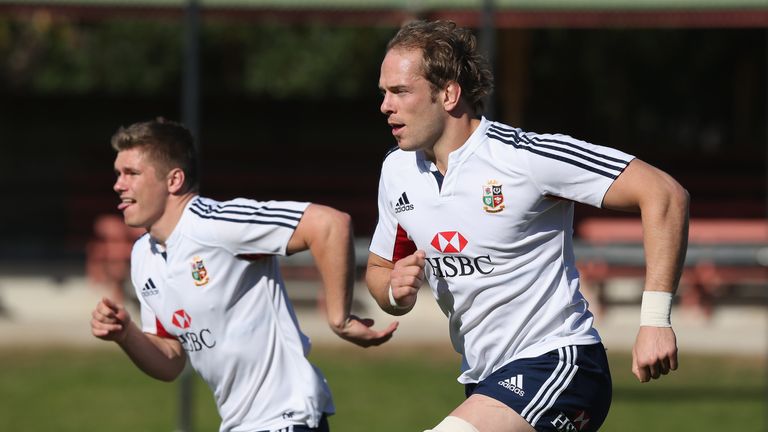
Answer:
[
  {"xmin": 111, "ymin": 118, "xmax": 199, "ymax": 193},
  {"xmin": 387, "ymin": 20, "xmax": 494, "ymax": 115}
]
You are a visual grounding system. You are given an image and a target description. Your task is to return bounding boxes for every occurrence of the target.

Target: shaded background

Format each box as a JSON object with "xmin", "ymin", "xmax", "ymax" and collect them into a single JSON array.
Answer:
[
  {"xmin": 0, "ymin": 2, "xmax": 765, "ymax": 431},
  {"xmin": 0, "ymin": 1, "xmax": 765, "ymax": 268}
]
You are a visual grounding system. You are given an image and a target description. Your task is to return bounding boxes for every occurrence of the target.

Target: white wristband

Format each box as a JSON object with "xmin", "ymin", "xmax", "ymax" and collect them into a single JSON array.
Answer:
[
  {"xmin": 388, "ymin": 285, "xmax": 407, "ymax": 310},
  {"xmin": 640, "ymin": 291, "xmax": 673, "ymax": 327}
]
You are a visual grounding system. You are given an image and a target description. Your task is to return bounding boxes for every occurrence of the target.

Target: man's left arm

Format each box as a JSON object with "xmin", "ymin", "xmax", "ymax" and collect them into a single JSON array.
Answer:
[
  {"xmin": 287, "ymin": 204, "xmax": 398, "ymax": 347},
  {"xmin": 602, "ymin": 158, "xmax": 690, "ymax": 383}
]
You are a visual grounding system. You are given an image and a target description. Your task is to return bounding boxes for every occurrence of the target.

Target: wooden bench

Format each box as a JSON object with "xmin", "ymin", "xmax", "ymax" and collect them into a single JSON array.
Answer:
[{"xmin": 575, "ymin": 218, "xmax": 768, "ymax": 317}]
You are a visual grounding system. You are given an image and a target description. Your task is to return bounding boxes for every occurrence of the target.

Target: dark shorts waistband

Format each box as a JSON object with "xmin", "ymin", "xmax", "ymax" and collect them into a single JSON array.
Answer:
[{"xmin": 256, "ymin": 414, "xmax": 330, "ymax": 432}]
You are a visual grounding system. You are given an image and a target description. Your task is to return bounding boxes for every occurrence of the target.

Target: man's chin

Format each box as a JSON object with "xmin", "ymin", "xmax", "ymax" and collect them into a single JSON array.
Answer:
[{"xmin": 122, "ymin": 217, "xmax": 144, "ymax": 229}]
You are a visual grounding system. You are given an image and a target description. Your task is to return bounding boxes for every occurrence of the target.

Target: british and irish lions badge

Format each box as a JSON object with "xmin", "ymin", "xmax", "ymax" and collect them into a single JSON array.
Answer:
[
  {"xmin": 191, "ymin": 256, "xmax": 210, "ymax": 286},
  {"xmin": 482, "ymin": 180, "xmax": 505, "ymax": 213}
]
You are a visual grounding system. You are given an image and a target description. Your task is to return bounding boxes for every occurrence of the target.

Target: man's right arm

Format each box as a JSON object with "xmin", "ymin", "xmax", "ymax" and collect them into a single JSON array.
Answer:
[
  {"xmin": 366, "ymin": 251, "xmax": 425, "ymax": 316},
  {"xmin": 91, "ymin": 297, "xmax": 186, "ymax": 382}
]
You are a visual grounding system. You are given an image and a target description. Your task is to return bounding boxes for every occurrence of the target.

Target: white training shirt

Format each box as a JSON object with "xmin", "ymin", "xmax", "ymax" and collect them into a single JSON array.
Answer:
[
  {"xmin": 370, "ymin": 118, "xmax": 634, "ymax": 384},
  {"xmin": 131, "ymin": 196, "xmax": 333, "ymax": 432}
]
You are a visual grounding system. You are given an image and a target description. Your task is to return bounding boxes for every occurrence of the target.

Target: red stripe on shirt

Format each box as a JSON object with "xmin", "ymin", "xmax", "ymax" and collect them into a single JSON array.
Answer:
[
  {"xmin": 155, "ymin": 318, "xmax": 174, "ymax": 339},
  {"xmin": 237, "ymin": 253, "xmax": 267, "ymax": 261},
  {"xmin": 393, "ymin": 224, "xmax": 417, "ymax": 262}
]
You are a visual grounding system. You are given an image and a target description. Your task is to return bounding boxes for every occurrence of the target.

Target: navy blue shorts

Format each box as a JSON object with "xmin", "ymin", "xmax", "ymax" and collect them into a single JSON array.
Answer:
[
  {"xmin": 465, "ymin": 344, "xmax": 612, "ymax": 431},
  {"xmin": 260, "ymin": 414, "xmax": 330, "ymax": 432},
  {"xmin": 293, "ymin": 414, "xmax": 329, "ymax": 432}
]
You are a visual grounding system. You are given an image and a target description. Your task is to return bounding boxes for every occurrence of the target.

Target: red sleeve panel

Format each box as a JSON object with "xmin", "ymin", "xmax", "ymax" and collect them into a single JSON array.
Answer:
[
  {"xmin": 154, "ymin": 318, "xmax": 175, "ymax": 339},
  {"xmin": 393, "ymin": 224, "xmax": 417, "ymax": 262}
]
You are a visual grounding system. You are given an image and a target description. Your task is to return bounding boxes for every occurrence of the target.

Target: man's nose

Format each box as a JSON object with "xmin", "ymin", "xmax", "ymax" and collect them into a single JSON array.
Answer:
[
  {"xmin": 113, "ymin": 175, "xmax": 124, "ymax": 193},
  {"xmin": 380, "ymin": 93, "xmax": 393, "ymax": 115}
]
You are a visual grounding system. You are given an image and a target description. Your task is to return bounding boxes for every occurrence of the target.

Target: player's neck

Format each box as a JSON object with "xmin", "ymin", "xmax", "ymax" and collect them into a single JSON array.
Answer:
[
  {"xmin": 430, "ymin": 115, "xmax": 481, "ymax": 175},
  {"xmin": 148, "ymin": 192, "xmax": 196, "ymax": 246}
]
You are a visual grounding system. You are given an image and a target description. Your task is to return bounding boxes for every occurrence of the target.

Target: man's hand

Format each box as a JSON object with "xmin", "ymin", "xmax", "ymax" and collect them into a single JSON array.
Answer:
[
  {"xmin": 389, "ymin": 250, "xmax": 426, "ymax": 309},
  {"xmin": 91, "ymin": 297, "xmax": 131, "ymax": 343},
  {"xmin": 632, "ymin": 326, "xmax": 678, "ymax": 382},
  {"xmin": 332, "ymin": 315, "xmax": 399, "ymax": 348}
]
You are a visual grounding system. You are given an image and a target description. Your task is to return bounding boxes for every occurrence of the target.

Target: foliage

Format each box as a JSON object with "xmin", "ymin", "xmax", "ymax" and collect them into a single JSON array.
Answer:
[
  {"xmin": 0, "ymin": 14, "xmax": 393, "ymax": 98},
  {"xmin": 205, "ymin": 21, "xmax": 392, "ymax": 98},
  {"xmin": 525, "ymin": 28, "xmax": 765, "ymax": 155},
  {"xmin": 0, "ymin": 15, "xmax": 181, "ymax": 94}
]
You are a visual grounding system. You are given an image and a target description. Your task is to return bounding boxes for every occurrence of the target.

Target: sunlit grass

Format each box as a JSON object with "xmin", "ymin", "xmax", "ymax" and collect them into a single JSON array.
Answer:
[{"xmin": 0, "ymin": 345, "xmax": 763, "ymax": 431}]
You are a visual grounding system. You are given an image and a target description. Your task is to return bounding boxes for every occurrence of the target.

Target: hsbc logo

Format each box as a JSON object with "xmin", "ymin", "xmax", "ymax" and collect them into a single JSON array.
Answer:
[
  {"xmin": 551, "ymin": 411, "xmax": 590, "ymax": 431},
  {"xmin": 170, "ymin": 309, "xmax": 216, "ymax": 352},
  {"xmin": 431, "ymin": 231, "xmax": 468, "ymax": 253},
  {"xmin": 426, "ymin": 231, "xmax": 494, "ymax": 278},
  {"xmin": 171, "ymin": 309, "xmax": 192, "ymax": 329}
]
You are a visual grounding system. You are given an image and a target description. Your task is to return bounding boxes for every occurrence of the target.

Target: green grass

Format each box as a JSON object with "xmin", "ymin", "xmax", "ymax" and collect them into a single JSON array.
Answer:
[
  {"xmin": 600, "ymin": 351, "xmax": 766, "ymax": 431},
  {"xmin": 0, "ymin": 345, "xmax": 764, "ymax": 431}
]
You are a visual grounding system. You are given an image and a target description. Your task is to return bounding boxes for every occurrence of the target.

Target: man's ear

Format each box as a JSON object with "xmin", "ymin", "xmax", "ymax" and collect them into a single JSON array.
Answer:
[
  {"xmin": 442, "ymin": 81, "xmax": 462, "ymax": 111},
  {"xmin": 167, "ymin": 168, "xmax": 186, "ymax": 194}
]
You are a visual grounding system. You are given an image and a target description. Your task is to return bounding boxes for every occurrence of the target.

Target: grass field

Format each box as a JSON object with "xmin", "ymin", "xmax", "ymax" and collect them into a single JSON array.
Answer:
[{"xmin": 0, "ymin": 344, "xmax": 764, "ymax": 431}]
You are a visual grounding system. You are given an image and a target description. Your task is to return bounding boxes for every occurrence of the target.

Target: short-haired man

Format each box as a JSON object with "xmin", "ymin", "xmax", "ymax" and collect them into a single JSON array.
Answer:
[
  {"xmin": 91, "ymin": 118, "xmax": 397, "ymax": 431},
  {"xmin": 367, "ymin": 20, "xmax": 688, "ymax": 432}
]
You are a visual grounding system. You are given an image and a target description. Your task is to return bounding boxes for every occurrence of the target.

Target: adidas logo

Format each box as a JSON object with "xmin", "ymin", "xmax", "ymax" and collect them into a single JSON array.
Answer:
[
  {"xmin": 394, "ymin": 192, "xmax": 414, "ymax": 214},
  {"xmin": 498, "ymin": 374, "xmax": 525, "ymax": 397},
  {"xmin": 141, "ymin": 278, "xmax": 159, "ymax": 297}
]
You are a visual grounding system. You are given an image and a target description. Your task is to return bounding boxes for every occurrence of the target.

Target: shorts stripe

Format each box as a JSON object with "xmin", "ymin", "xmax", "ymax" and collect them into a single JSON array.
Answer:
[
  {"xmin": 522, "ymin": 346, "xmax": 580, "ymax": 426},
  {"xmin": 467, "ymin": 344, "xmax": 611, "ymax": 430},
  {"xmin": 520, "ymin": 349, "xmax": 567, "ymax": 420}
]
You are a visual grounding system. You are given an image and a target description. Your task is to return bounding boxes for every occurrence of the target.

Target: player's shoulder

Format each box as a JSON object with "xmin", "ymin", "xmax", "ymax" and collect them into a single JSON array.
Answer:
[
  {"xmin": 382, "ymin": 144, "xmax": 403, "ymax": 163},
  {"xmin": 185, "ymin": 196, "xmax": 256, "ymax": 228},
  {"xmin": 188, "ymin": 196, "xmax": 248, "ymax": 217},
  {"xmin": 483, "ymin": 120, "xmax": 529, "ymax": 149},
  {"xmin": 189, "ymin": 196, "xmax": 307, "ymax": 216},
  {"xmin": 485, "ymin": 120, "xmax": 598, "ymax": 151},
  {"xmin": 184, "ymin": 196, "xmax": 216, "ymax": 228},
  {"xmin": 186, "ymin": 195, "xmax": 307, "ymax": 232},
  {"xmin": 130, "ymin": 232, "xmax": 151, "ymax": 254},
  {"xmin": 129, "ymin": 232, "xmax": 153, "ymax": 271},
  {"xmin": 181, "ymin": 196, "xmax": 236, "ymax": 240},
  {"xmin": 380, "ymin": 145, "xmax": 417, "ymax": 171}
]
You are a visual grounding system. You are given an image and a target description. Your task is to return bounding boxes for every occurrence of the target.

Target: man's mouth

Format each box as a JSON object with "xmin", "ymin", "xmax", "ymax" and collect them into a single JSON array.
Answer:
[
  {"xmin": 118, "ymin": 198, "xmax": 136, "ymax": 211},
  {"xmin": 390, "ymin": 122, "xmax": 405, "ymax": 135}
]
